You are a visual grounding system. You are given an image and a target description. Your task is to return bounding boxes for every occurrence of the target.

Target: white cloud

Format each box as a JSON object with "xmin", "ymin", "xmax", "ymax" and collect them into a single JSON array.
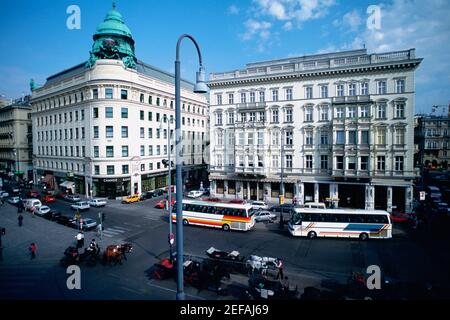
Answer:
[
  {"xmin": 228, "ymin": 4, "xmax": 240, "ymax": 15},
  {"xmin": 283, "ymin": 21, "xmax": 293, "ymax": 30},
  {"xmin": 342, "ymin": 10, "xmax": 362, "ymax": 32},
  {"xmin": 241, "ymin": 19, "xmax": 272, "ymax": 41}
]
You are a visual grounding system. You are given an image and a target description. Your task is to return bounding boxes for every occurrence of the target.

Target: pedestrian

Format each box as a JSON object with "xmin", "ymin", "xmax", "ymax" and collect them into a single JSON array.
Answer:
[
  {"xmin": 96, "ymin": 223, "xmax": 103, "ymax": 237},
  {"xmin": 18, "ymin": 214, "xmax": 23, "ymax": 227},
  {"xmin": 279, "ymin": 212, "xmax": 284, "ymax": 229},
  {"xmin": 75, "ymin": 231, "xmax": 84, "ymax": 249},
  {"xmin": 30, "ymin": 206, "xmax": 36, "ymax": 218},
  {"xmin": 276, "ymin": 258, "xmax": 284, "ymax": 280},
  {"xmin": 29, "ymin": 243, "xmax": 37, "ymax": 259},
  {"xmin": 1, "ymin": 198, "xmax": 4, "ymax": 206}
]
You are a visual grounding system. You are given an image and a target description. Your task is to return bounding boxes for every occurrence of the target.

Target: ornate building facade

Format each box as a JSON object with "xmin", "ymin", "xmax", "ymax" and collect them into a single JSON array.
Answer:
[
  {"xmin": 208, "ymin": 48, "xmax": 421, "ymax": 213},
  {"xmin": 30, "ymin": 5, "xmax": 209, "ymax": 198}
]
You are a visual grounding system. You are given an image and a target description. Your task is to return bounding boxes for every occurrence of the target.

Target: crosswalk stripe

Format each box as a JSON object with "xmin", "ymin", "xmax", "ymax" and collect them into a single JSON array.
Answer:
[{"xmin": 106, "ymin": 228, "xmax": 126, "ymax": 233}]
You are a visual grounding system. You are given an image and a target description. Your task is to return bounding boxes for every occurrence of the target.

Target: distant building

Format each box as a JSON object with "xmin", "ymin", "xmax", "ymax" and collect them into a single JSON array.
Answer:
[
  {"xmin": 30, "ymin": 5, "xmax": 209, "ymax": 198},
  {"xmin": 0, "ymin": 95, "xmax": 33, "ymax": 180},
  {"xmin": 209, "ymin": 48, "xmax": 422, "ymax": 213}
]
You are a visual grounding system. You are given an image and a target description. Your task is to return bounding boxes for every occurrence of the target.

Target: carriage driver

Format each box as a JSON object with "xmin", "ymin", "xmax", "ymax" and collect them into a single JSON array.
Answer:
[{"xmin": 88, "ymin": 239, "xmax": 100, "ymax": 254}]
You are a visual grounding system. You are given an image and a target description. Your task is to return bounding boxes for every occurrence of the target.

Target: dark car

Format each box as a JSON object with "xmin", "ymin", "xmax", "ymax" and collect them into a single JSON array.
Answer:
[
  {"xmin": 44, "ymin": 210, "xmax": 61, "ymax": 221},
  {"xmin": 154, "ymin": 189, "xmax": 164, "ymax": 197},
  {"xmin": 270, "ymin": 204, "xmax": 296, "ymax": 215},
  {"xmin": 55, "ymin": 214, "xmax": 74, "ymax": 226},
  {"xmin": 140, "ymin": 191, "xmax": 156, "ymax": 200}
]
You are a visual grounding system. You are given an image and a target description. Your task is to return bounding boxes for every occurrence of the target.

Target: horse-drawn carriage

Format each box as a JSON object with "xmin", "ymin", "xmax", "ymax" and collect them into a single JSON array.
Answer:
[
  {"xmin": 60, "ymin": 246, "xmax": 101, "ymax": 267},
  {"xmin": 245, "ymin": 255, "xmax": 280, "ymax": 277},
  {"xmin": 102, "ymin": 243, "xmax": 133, "ymax": 266},
  {"xmin": 246, "ymin": 274, "xmax": 298, "ymax": 300},
  {"xmin": 205, "ymin": 247, "xmax": 247, "ymax": 274}
]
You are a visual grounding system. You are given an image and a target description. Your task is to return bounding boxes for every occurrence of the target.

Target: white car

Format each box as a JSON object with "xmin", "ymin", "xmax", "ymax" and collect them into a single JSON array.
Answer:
[
  {"xmin": 71, "ymin": 201, "xmax": 90, "ymax": 211},
  {"xmin": 71, "ymin": 218, "xmax": 98, "ymax": 230},
  {"xmin": 251, "ymin": 201, "xmax": 269, "ymax": 210},
  {"xmin": 253, "ymin": 210, "xmax": 277, "ymax": 222},
  {"xmin": 187, "ymin": 190, "xmax": 204, "ymax": 198},
  {"xmin": 0, "ymin": 191, "xmax": 9, "ymax": 198},
  {"xmin": 88, "ymin": 198, "xmax": 107, "ymax": 207},
  {"xmin": 36, "ymin": 206, "xmax": 51, "ymax": 216},
  {"xmin": 8, "ymin": 196, "xmax": 21, "ymax": 204}
]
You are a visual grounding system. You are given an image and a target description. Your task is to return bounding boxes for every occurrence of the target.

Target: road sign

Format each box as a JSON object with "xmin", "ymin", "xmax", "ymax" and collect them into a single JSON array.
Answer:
[
  {"xmin": 420, "ymin": 191, "xmax": 426, "ymax": 201},
  {"xmin": 169, "ymin": 233, "xmax": 175, "ymax": 245}
]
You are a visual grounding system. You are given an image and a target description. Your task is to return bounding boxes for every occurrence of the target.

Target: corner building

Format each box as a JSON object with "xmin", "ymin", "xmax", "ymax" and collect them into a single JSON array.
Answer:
[
  {"xmin": 31, "ymin": 5, "xmax": 208, "ymax": 198},
  {"xmin": 208, "ymin": 49, "xmax": 421, "ymax": 213}
]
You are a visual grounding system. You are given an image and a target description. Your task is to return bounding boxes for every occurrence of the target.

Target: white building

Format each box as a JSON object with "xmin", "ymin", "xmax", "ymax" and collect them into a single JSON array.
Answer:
[
  {"xmin": 30, "ymin": 5, "xmax": 209, "ymax": 198},
  {"xmin": 208, "ymin": 48, "xmax": 421, "ymax": 213}
]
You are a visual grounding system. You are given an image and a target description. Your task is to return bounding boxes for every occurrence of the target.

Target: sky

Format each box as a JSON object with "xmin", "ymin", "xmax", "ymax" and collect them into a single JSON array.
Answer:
[{"xmin": 0, "ymin": 0, "xmax": 449, "ymax": 115}]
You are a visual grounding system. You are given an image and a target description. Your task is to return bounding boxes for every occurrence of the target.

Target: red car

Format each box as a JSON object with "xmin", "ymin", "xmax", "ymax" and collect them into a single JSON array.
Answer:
[
  {"xmin": 42, "ymin": 195, "xmax": 56, "ymax": 203},
  {"xmin": 27, "ymin": 190, "xmax": 40, "ymax": 198},
  {"xmin": 227, "ymin": 199, "xmax": 246, "ymax": 204},
  {"xmin": 204, "ymin": 198, "xmax": 221, "ymax": 202},
  {"xmin": 155, "ymin": 198, "xmax": 175, "ymax": 209},
  {"xmin": 390, "ymin": 212, "xmax": 414, "ymax": 223}
]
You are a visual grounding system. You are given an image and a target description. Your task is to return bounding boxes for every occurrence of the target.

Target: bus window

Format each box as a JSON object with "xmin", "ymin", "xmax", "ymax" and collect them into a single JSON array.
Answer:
[{"xmin": 302, "ymin": 213, "xmax": 311, "ymax": 222}]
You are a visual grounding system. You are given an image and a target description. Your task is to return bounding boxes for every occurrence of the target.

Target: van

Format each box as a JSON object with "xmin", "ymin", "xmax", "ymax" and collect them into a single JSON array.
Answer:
[
  {"xmin": 304, "ymin": 202, "xmax": 326, "ymax": 209},
  {"xmin": 24, "ymin": 199, "xmax": 42, "ymax": 211}
]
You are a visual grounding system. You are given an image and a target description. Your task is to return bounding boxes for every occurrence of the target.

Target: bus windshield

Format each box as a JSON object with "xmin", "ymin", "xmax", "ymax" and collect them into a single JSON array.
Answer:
[
  {"xmin": 248, "ymin": 209, "xmax": 257, "ymax": 217},
  {"xmin": 291, "ymin": 212, "xmax": 303, "ymax": 225}
]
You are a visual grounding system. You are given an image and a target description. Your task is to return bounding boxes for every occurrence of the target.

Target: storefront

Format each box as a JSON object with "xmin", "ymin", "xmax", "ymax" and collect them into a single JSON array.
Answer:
[
  {"xmin": 93, "ymin": 177, "xmax": 131, "ymax": 199},
  {"xmin": 141, "ymin": 172, "xmax": 173, "ymax": 192}
]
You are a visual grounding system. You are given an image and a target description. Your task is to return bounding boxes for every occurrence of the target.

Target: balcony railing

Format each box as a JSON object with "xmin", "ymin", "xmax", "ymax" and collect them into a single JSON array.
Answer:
[
  {"xmin": 237, "ymin": 102, "xmax": 266, "ymax": 110},
  {"xmin": 332, "ymin": 95, "xmax": 372, "ymax": 105}
]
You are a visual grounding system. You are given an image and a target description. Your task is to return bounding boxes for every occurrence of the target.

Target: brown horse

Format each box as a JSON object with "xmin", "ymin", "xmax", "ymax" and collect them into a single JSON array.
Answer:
[{"xmin": 103, "ymin": 243, "xmax": 133, "ymax": 266}]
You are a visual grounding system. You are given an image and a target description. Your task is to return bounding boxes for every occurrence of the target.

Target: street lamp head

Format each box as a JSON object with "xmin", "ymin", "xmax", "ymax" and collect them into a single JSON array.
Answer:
[{"xmin": 193, "ymin": 66, "xmax": 208, "ymax": 94}]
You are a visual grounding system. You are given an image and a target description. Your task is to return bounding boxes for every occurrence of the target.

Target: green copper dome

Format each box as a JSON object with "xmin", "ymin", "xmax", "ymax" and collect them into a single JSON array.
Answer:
[{"xmin": 86, "ymin": 3, "xmax": 137, "ymax": 69}]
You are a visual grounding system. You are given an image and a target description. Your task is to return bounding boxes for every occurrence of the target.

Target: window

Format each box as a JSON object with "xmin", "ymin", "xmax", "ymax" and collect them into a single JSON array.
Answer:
[
  {"xmin": 122, "ymin": 146, "xmax": 128, "ymax": 157},
  {"xmin": 395, "ymin": 128, "xmax": 405, "ymax": 145},
  {"xmin": 361, "ymin": 130, "xmax": 369, "ymax": 144},
  {"xmin": 376, "ymin": 103, "xmax": 386, "ymax": 119},
  {"xmin": 285, "ymin": 130, "xmax": 293, "ymax": 146},
  {"xmin": 336, "ymin": 156, "xmax": 344, "ymax": 169},
  {"xmin": 272, "ymin": 131, "xmax": 279, "ymax": 146},
  {"xmin": 286, "ymin": 88, "xmax": 293, "ymax": 100},
  {"xmin": 121, "ymin": 126, "xmax": 128, "ymax": 138},
  {"xmin": 286, "ymin": 155, "xmax": 293, "ymax": 168},
  {"xmin": 240, "ymin": 92, "xmax": 246, "ymax": 104},
  {"xmin": 105, "ymin": 107, "xmax": 113, "ymax": 118},
  {"xmin": 347, "ymin": 157, "xmax": 356, "ymax": 170},
  {"xmin": 349, "ymin": 83, "xmax": 356, "ymax": 96},
  {"xmin": 250, "ymin": 91, "xmax": 256, "ymax": 103},
  {"xmin": 148, "ymin": 128, "xmax": 153, "ymax": 138},
  {"xmin": 156, "ymin": 97, "xmax": 160, "ymax": 106},
  {"xmin": 106, "ymin": 126, "xmax": 114, "ymax": 138},
  {"xmin": 305, "ymin": 107, "xmax": 313, "ymax": 122},
  {"xmin": 75, "ymin": 111, "xmax": 79, "ymax": 121},
  {"xmin": 248, "ymin": 132, "xmax": 254, "ymax": 145},
  {"xmin": 140, "ymin": 145, "xmax": 145, "ymax": 156},
  {"xmin": 106, "ymin": 146, "xmax": 114, "ymax": 157},
  {"xmin": 360, "ymin": 156, "xmax": 368, "ymax": 170},
  {"xmin": 156, "ymin": 129, "xmax": 160, "ymax": 139},
  {"xmin": 149, "ymin": 163, "xmax": 153, "ymax": 171},
  {"xmin": 157, "ymin": 162, "xmax": 160, "ymax": 169},
  {"xmin": 272, "ymin": 109, "xmax": 279, "ymax": 123},
  {"xmin": 107, "ymin": 165, "xmax": 115, "ymax": 175},
  {"xmin": 272, "ymin": 155, "xmax": 279, "ymax": 169},
  {"xmin": 148, "ymin": 145, "xmax": 153, "ymax": 155},
  {"xmin": 93, "ymin": 146, "xmax": 99, "ymax": 158},
  {"xmin": 336, "ymin": 107, "xmax": 344, "ymax": 118},
  {"xmin": 228, "ymin": 93, "xmax": 234, "ymax": 104},
  {"xmin": 305, "ymin": 87, "xmax": 313, "ymax": 99},
  {"xmin": 286, "ymin": 109, "xmax": 293, "ymax": 122},
  {"xmin": 93, "ymin": 108, "xmax": 99, "ymax": 118},
  {"xmin": 305, "ymin": 131, "xmax": 313, "ymax": 145},
  {"xmin": 377, "ymin": 156, "xmax": 385, "ymax": 170},
  {"xmin": 119, "ymin": 107, "xmax": 128, "ymax": 119},
  {"xmin": 216, "ymin": 113, "xmax": 222, "ymax": 125},
  {"xmin": 148, "ymin": 112, "xmax": 152, "ymax": 121},
  {"xmin": 395, "ymin": 103, "xmax": 405, "ymax": 118},
  {"xmin": 82, "ymin": 127, "xmax": 85, "ymax": 139},
  {"xmin": 272, "ymin": 89, "xmax": 278, "ymax": 101},
  {"xmin": 93, "ymin": 89, "xmax": 98, "ymax": 99},
  {"xmin": 216, "ymin": 154, "xmax": 223, "ymax": 167},
  {"xmin": 81, "ymin": 110, "xmax": 85, "ymax": 120},
  {"xmin": 140, "ymin": 127, "xmax": 145, "ymax": 138},
  {"xmin": 93, "ymin": 126, "xmax": 99, "ymax": 139},
  {"xmin": 305, "ymin": 155, "xmax": 313, "ymax": 169},
  {"xmin": 395, "ymin": 156, "xmax": 404, "ymax": 171},
  {"xmin": 320, "ymin": 131, "xmax": 328, "ymax": 145},
  {"xmin": 336, "ymin": 131, "xmax": 345, "ymax": 144},
  {"xmin": 396, "ymin": 79, "xmax": 405, "ymax": 93},
  {"xmin": 228, "ymin": 112, "xmax": 234, "ymax": 124},
  {"xmin": 94, "ymin": 165, "xmax": 100, "ymax": 175},
  {"xmin": 321, "ymin": 155, "xmax": 328, "ymax": 169},
  {"xmin": 122, "ymin": 165, "xmax": 129, "ymax": 174},
  {"xmin": 337, "ymin": 84, "xmax": 344, "ymax": 97},
  {"xmin": 348, "ymin": 130, "xmax": 357, "ymax": 144},
  {"xmin": 320, "ymin": 107, "xmax": 328, "ymax": 121},
  {"xmin": 157, "ymin": 145, "xmax": 161, "ymax": 155},
  {"xmin": 257, "ymin": 131, "xmax": 264, "ymax": 145},
  {"xmin": 377, "ymin": 81, "xmax": 387, "ymax": 94},
  {"xmin": 140, "ymin": 93, "xmax": 145, "ymax": 103},
  {"xmin": 238, "ymin": 132, "xmax": 245, "ymax": 145},
  {"xmin": 376, "ymin": 128, "xmax": 386, "ymax": 144},
  {"xmin": 361, "ymin": 82, "xmax": 368, "ymax": 95},
  {"xmin": 347, "ymin": 107, "xmax": 356, "ymax": 118},
  {"xmin": 249, "ymin": 112, "xmax": 256, "ymax": 122},
  {"xmin": 320, "ymin": 85, "xmax": 328, "ymax": 98},
  {"xmin": 360, "ymin": 105, "xmax": 369, "ymax": 118},
  {"xmin": 217, "ymin": 94, "xmax": 222, "ymax": 105},
  {"xmin": 248, "ymin": 156, "xmax": 254, "ymax": 167},
  {"xmin": 238, "ymin": 155, "xmax": 244, "ymax": 167},
  {"xmin": 217, "ymin": 132, "xmax": 223, "ymax": 145},
  {"xmin": 105, "ymin": 88, "xmax": 113, "ymax": 99},
  {"xmin": 259, "ymin": 91, "xmax": 265, "ymax": 102}
]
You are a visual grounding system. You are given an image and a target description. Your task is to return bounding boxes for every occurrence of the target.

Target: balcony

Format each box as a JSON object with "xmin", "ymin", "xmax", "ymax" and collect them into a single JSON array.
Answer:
[
  {"xmin": 235, "ymin": 166, "xmax": 266, "ymax": 175},
  {"xmin": 237, "ymin": 102, "xmax": 266, "ymax": 111},
  {"xmin": 234, "ymin": 120, "xmax": 266, "ymax": 128},
  {"xmin": 332, "ymin": 95, "xmax": 372, "ymax": 105}
]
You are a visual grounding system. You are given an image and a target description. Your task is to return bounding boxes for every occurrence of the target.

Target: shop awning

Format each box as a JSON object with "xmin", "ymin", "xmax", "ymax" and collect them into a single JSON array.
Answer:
[{"xmin": 60, "ymin": 181, "xmax": 75, "ymax": 188}]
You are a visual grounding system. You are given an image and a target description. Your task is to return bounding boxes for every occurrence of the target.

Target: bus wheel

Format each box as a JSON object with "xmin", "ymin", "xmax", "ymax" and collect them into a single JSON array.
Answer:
[
  {"xmin": 359, "ymin": 233, "xmax": 369, "ymax": 241},
  {"xmin": 183, "ymin": 219, "xmax": 189, "ymax": 226},
  {"xmin": 222, "ymin": 224, "xmax": 230, "ymax": 231},
  {"xmin": 307, "ymin": 231, "xmax": 317, "ymax": 239}
]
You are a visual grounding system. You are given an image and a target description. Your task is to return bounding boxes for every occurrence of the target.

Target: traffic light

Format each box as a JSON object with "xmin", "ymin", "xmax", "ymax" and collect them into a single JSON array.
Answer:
[{"xmin": 162, "ymin": 159, "xmax": 174, "ymax": 168}]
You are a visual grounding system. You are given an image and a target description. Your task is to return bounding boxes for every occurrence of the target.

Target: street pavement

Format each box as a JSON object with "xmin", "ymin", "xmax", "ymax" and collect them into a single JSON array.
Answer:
[{"xmin": 1, "ymin": 193, "xmax": 450, "ymax": 300}]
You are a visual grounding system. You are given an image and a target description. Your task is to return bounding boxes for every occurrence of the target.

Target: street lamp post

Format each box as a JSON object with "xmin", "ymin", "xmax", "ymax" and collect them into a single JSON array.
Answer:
[
  {"xmin": 174, "ymin": 34, "xmax": 208, "ymax": 300},
  {"xmin": 279, "ymin": 129, "xmax": 285, "ymax": 229}
]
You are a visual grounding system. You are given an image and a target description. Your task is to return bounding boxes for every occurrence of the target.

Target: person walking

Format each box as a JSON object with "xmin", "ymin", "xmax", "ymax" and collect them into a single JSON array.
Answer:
[
  {"xmin": 75, "ymin": 231, "xmax": 84, "ymax": 249},
  {"xmin": 18, "ymin": 214, "xmax": 23, "ymax": 227},
  {"xmin": 29, "ymin": 243, "xmax": 37, "ymax": 259},
  {"xmin": 276, "ymin": 258, "xmax": 284, "ymax": 280}
]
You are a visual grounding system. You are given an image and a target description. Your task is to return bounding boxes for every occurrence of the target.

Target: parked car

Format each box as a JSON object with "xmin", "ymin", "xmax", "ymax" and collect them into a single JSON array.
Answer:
[
  {"xmin": 8, "ymin": 196, "xmax": 22, "ymax": 205},
  {"xmin": 65, "ymin": 195, "xmax": 81, "ymax": 202},
  {"xmin": 155, "ymin": 198, "xmax": 175, "ymax": 209},
  {"xmin": 303, "ymin": 202, "xmax": 326, "ymax": 209},
  {"xmin": 88, "ymin": 198, "xmax": 107, "ymax": 207},
  {"xmin": 204, "ymin": 197, "xmax": 221, "ymax": 202},
  {"xmin": 36, "ymin": 206, "xmax": 51, "ymax": 216},
  {"xmin": 27, "ymin": 190, "xmax": 40, "ymax": 198},
  {"xmin": 270, "ymin": 204, "xmax": 296, "ymax": 215},
  {"xmin": 43, "ymin": 210, "xmax": 61, "ymax": 221},
  {"xmin": 70, "ymin": 218, "xmax": 97, "ymax": 231},
  {"xmin": 390, "ymin": 212, "xmax": 414, "ymax": 223},
  {"xmin": 153, "ymin": 189, "xmax": 165, "ymax": 197},
  {"xmin": 55, "ymin": 215, "xmax": 74, "ymax": 226},
  {"xmin": 0, "ymin": 191, "xmax": 9, "ymax": 198},
  {"xmin": 122, "ymin": 194, "xmax": 140, "ymax": 204},
  {"xmin": 187, "ymin": 190, "xmax": 204, "ymax": 198},
  {"xmin": 71, "ymin": 201, "xmax": 90, "ymax": 211},
  {"xmin": 253, "ymin": 210, "xmax": 277, "ymax": 222},
  {"xmin": 56, "ymin": 192, "xmax": 67, "ymax": 199},
  {"xmin": 42, "ymin": 194, "xmax": 56, "ymax": 203},
  {"xmin": 23, "ymin": 199, "xmax": 42, "ymax": 211},
  {"xmin": 228, "ymin": 199, "xmax": 246, "ymax": 204},
  {"xmin": 250, "ymin": 201, "xmax": 269, "ymax": 210}
]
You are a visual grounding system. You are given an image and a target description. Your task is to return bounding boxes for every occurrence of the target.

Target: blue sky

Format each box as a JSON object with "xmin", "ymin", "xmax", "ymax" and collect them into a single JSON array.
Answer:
[{"xmin": 0, "ymin": 0, "xmax": 449, "ymax": 114}]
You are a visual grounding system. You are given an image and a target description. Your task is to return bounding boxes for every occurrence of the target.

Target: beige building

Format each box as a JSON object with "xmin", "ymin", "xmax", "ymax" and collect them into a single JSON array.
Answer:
[{"xmin": 0, "ymin": 95, "xmax": 33, "ymax": 180}]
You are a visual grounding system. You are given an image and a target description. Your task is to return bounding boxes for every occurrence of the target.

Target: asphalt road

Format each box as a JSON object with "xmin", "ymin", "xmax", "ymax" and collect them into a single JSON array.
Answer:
[{"xmin": 1, "ymin": 192, "xmax": 450, "ymax": 300}]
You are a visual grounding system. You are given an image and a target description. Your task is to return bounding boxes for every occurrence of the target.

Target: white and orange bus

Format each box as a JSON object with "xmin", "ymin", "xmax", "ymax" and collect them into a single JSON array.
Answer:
[{"xmin": 171, "ymin": 200, "xmax": 256, "ymax": 231}]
